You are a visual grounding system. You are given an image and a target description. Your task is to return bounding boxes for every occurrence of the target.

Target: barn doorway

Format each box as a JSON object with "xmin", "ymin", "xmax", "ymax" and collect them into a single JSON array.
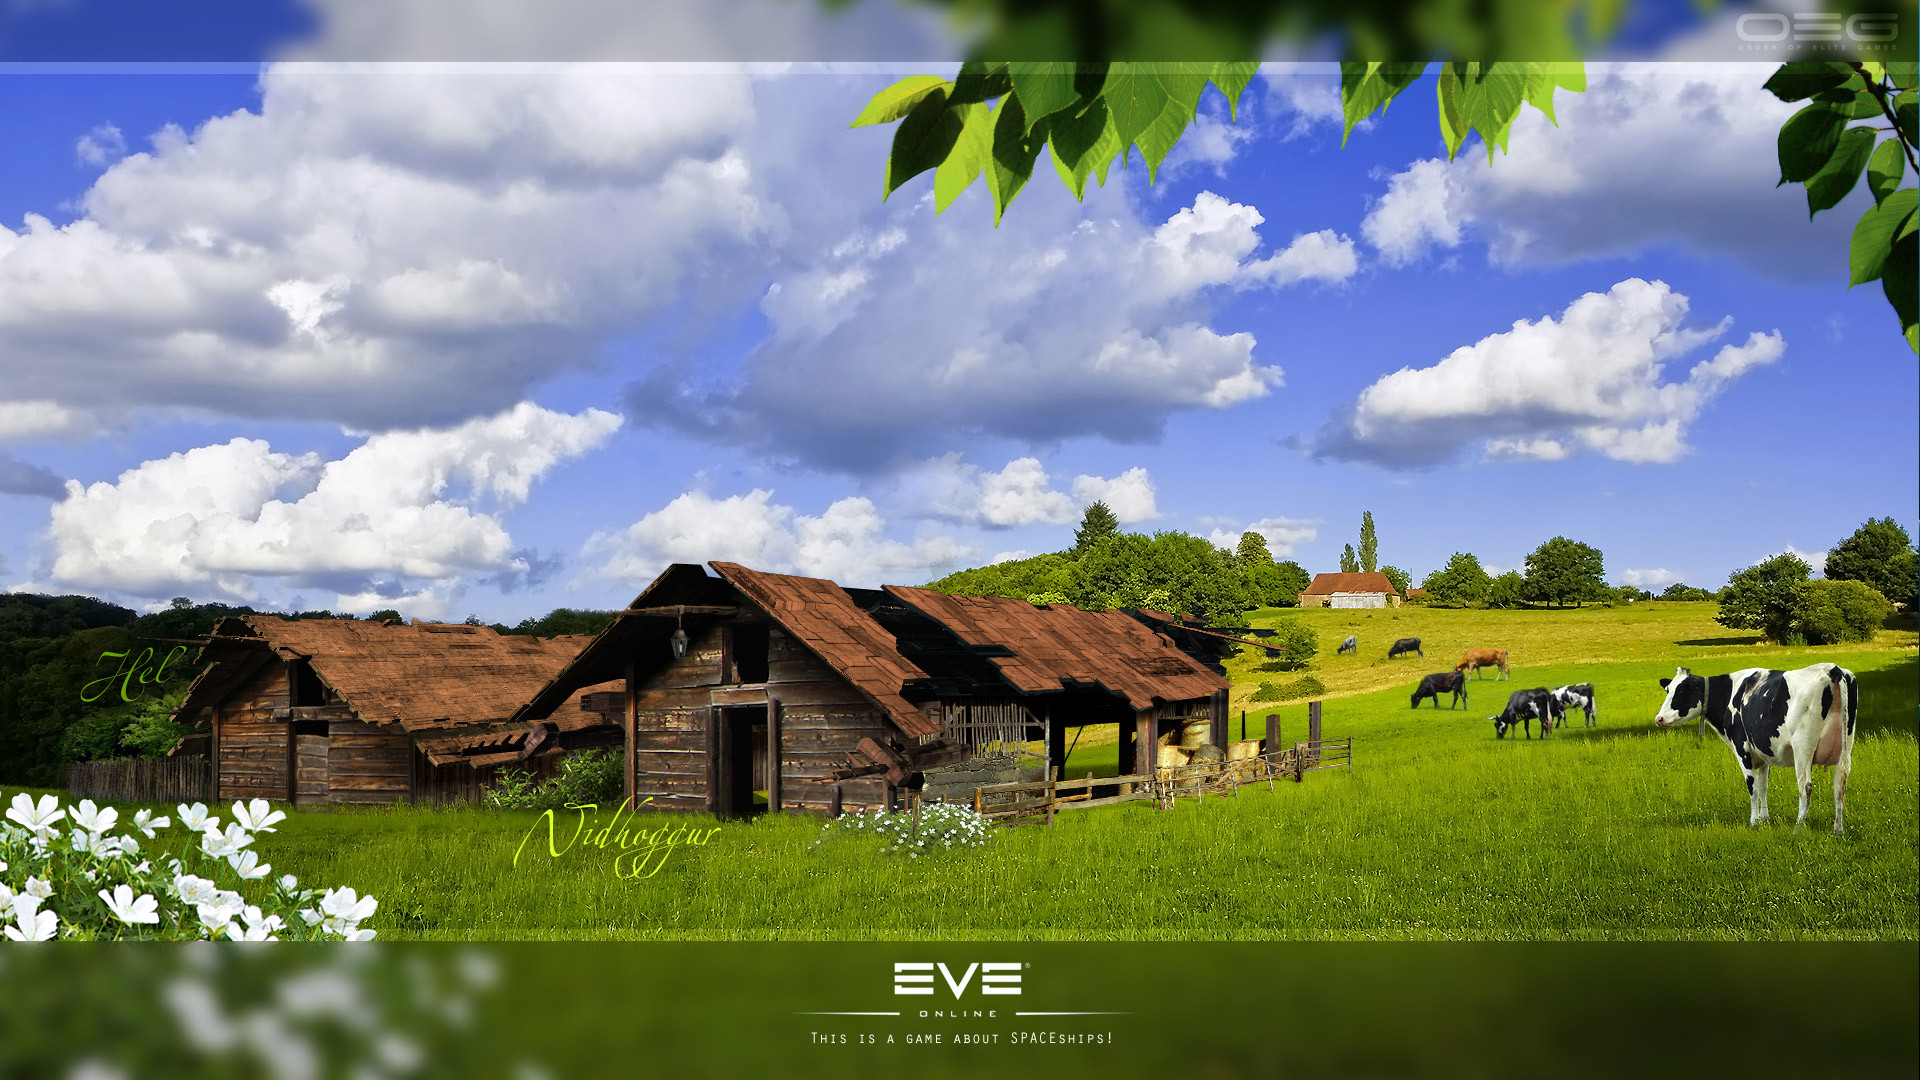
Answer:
[{"xmin": 717, "ymin": 705, "xmax": 768, "ymax": 819}]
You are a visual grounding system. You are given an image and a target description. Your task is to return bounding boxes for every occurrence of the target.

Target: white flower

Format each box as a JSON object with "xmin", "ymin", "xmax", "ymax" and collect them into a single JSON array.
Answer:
[
  {"xmin": 0, "ymin": 885, "xmax": 10, "ymax": 908},
  {"xmin": 0, "ymin": 859, "xmax": 7, "ymax": 873},
  {"xmin": 4, "ymin": 906, "xmax": 57, "ymax": 942},
  {"xmin": 70, "ymin": 799, "xmax": 118, "ymax": 835},
  {"xmin": 175, "ymin": 803, "xmax": 215, "ymax": 832},
  {"xmin": 131, "ymin": 809, "xmax": 170, "ymax": 839},
  {"xmin": 131, "ymin": 860, "xmax": 151, "ymax": 875},
  {"xmin": 231, "ymin": 799, "xmax": 286, "ymax": 834},
  {"xmin": 23, "ymin": 877, "xmax": 51, "ymax": 901},
  {"xmin": 70, "ymin": 829, "xmax": 98, "ymax": 855},
  {"xmin": 195, "ymin": 901, "xmax": 241, "ymax": 937},
  {"xmin": 98, "ymin": 884, "xmax": 160, "ymax": 925},
  {"xmin": 6, "ymin": 793, "xmax": 64, "ymax": 833},
  {"xmin": 10, "ymin": 893, "xmax": 41, "ymax": 924},
  {"xmin": 172, "ymin": 874, "xmax": 219, "ymax": 907},
  {"xmin": 277, "ymin": 874, "xmax": 299, "ymax": 893},
  {"xmin": 342, "ymin": 928, "xmax": 377, "ymax": 942},
  {"xmin": 226, "ymin": 920, "xmax": 277, "ymax": 942},
  {"xmin": 298, "ymin": 908, "xmax": 321, "ymax": 926},
  {"xmin": 228, "ymin": 850, "xmax": 270, "ymax": 880},
  {"xmin": 318, "ymin": 887, "xmax": 378, "ymax": 927},
  {"xmin": 199, "ymin": 823, "xmax": 252, "ymax": 860}
]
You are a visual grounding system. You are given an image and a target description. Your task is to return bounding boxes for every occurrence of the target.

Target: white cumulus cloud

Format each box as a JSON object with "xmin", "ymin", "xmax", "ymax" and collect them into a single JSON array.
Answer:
[
  {"xmin": 1621, "ymin": 568, "xmax": 1679, "ymax": 589},
  {"xmin": 1206, "ymin": 516, "xmax": 1319, "ymax": 558},
  {"xmin": 41, "ymin": 403, "xmax": 620, "ymax": 612},
  {"xmin": 582, "ymin": 488, "xmax": 975, "ymax": 588},
  {"xmin": 1313, "ymin": 278, "xmax": 1783, "ymax": 467}
]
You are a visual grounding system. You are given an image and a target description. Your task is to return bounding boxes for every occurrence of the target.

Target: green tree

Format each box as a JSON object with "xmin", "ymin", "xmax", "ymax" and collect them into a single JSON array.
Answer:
[
  {"xmin": 1717, "ymin": 553, "xmax": 1813, "ymax": 644},
  {"xmin": 1358, "ymin": 511, "xmax": 1378, "ymax": 573},
  {"xmin": 1379, "ymin": 565, "xmax": 1409, "ymax": 595},
  {"xmin": 1794, "ymin": 579, "xmax": 1893, "ymax": 645},
  {"xmin": 1072, "ymin": 500, "xmax": 1119, "ymax": 557},
  {"xmin": 1421, "ymin": 553, "xmax": 1491, "ymax": 607},
  {"xmin": 505, "ymin": 608, "xmax": 623, "ymax": 638},
  {"xmin": 1825, "ymin": 517, "xmax": 1919, "ymax": 611},
  {"xmin": 1486, "ymin": 571, "xmax": 1528, "ymax": 609},
  {"xmin": 368, "ymin": 608, "xmax": 403, "ymax": 623},
  {"xmin": 1235, "ymin": 530, "xmax": 1272, "ymax": 564},
  {"xmin": 1270, "ymin": 561, "xmax": 1311, "ymax": 606},
  {"xmin": 1339, "ymin": 544, "xmax": 1358, "ymax": 574},
  {"xmin": 1260, "ymin": 620, "xmax": 1318, "ymax": 671},
  {"xmin": 1659, "ymin": 583, "xmax": 1715, "ymax": 602},
  {"xmin": 1522, "ymin": 537, "xmax": 1607, "ymax": 607}
]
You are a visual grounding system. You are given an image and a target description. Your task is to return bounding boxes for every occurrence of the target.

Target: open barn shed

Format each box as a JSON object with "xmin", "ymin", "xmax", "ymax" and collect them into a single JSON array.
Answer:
[
  {"xmin": 170, "ymin": 616, "xmax": 620, "ymax": 805},
  {"xmin": 511, "ymin": 562, "xmax": 1240, "ymax": 819}
]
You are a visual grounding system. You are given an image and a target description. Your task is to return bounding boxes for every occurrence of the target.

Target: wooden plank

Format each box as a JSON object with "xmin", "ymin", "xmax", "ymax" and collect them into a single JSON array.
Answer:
[
  {"xmin": 1054, "ymin": 791, "xmax": 1154, "ymax": 811},
  {"xmin": 768, "ymin": 696, "xmax": 782, "ymax": 814},
  {"xmin": 703, "ymin": 706, "xmax": 719, "ymax": 817}
]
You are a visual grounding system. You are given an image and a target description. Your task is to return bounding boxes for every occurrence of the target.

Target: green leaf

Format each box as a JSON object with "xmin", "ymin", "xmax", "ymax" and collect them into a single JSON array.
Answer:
[
  {"xmin": 1104, "ymin": 64, "xmax": 1172, "ymax": 166},
  {"xmin": 1457, "ymin": 62, "xmax": 1528, "ymax": 163},
  {"xmin": 1045, "ymin": 97, "xmax": 1115, "ymax": 201},
  {"xmin": 1867, "ymin": 137, "xmax": 1906, "ymax": 205},
  {"xmin": 1009, "ymin": 62, "xmax": 1081, "ymax": 131},
  {"xmin": 933, "ymin": 101, "xmax": 992, "ymax": 213},
  {"xmin": 1888, "ymin": 61, "xmax": 1917, "ymax": 92},
  {"xmin": 1896, "ymin": 93, "xmax": 1916, "ymax": 144},
  {"xmin": 1136, "ymin": 66, "xmax": 1211, "ymax": 180},
  {"xmin": 1763, "ymin": 61, "xmax": 1856, "ymax": 103},
  {"xmin": 1552, "ymin": 65, "xmax": 1585, "ymax": 94},
  {"xmin": 1342, "ymin": 62, "xmax": 1424, "ymax": 145},
  {"xmin": 1814, "ymin": 88, "xmax": 1887, "ymax": 119},
  {"xmin": 1523, "ymin": 68, "xmax": 1563, "ymax": 125},
  {"xmin": 1847, "ymin": 189, "xmax": 1915, "ymax": 286},
  {"xmin": 988, "ymin": 94, "xmax": 1047, "ymax": 226},
  {"xmin": 1805, "ymin": 127, "xmax": 1876, "ymax": 216},
  {"xmin": 1436, "ymin": 68, "xmax": 1468, "ymax": 160},
  {"xmin": 1777, "ymin": 102, "xmax": 1848, "ymax": 184},
  {"xmin": 949, "ymin": 61, "xmax": 1011, "ymax": 106},
  {"xmin": 1882, "ymin": 228, "xmax": 1917, "ymax": 353},
  {"xmin": 882, "ymin": 89, "xmax": 962, "ymax": 199},
  {"xmin": 1209, "ymin": 61, "xmax": 1261, "ymax": 120},
  {"xmin": 851, "ymin": 75, "xmax": 950, "ymax": 128}
]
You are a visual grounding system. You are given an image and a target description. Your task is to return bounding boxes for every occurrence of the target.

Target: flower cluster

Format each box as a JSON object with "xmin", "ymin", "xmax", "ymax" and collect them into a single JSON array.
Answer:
[
  {"xmin": 1, "ymin": 791, "xmax": 378, "ymax": 942},
  {"xmin": 812, "ymin": 802, "xmax": 994, "ymax": 859}
]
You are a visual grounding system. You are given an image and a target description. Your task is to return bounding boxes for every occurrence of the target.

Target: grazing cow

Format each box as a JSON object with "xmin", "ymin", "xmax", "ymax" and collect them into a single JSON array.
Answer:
[
  {"xmin": 1551, "ymin": 683, "xmax": 1597, "ymax": 727},
  {"xmin": 1653, "ymin": 663, "xmax": 1857, "ymax": 832},
  {"xmin": 1455, "ymin": 647, "xmax": 1510, "ymax": 681},
  {"xmin": 1491, "ymin": 688, "xmax": 1563, "ymax": 740},
  {"xmin": 1338, "ymin": 635, "xmax": 1358, "ymax": 655},
  {"xmin": 1387, "ymin": 637, "xmax": 1423, "ymax": 659},
  {"xmin": 1410, "ymin": 671, "xmax": 1468, "ymax": 710}
]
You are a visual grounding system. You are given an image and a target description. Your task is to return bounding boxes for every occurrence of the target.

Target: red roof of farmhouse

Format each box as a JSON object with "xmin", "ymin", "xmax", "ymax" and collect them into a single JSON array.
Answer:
[{"xmin": 1299, "ymin": 572, "xmax": 1399, "ymax": 596}]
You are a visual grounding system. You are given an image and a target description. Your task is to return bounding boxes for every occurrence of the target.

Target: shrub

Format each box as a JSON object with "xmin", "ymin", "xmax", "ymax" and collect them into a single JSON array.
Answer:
[
  {"xmin": 1250, "ymin": 675, "xmax": 1326, "ymax": 702},
  {"xmin": 1259, "ymin": 620, "xmax": 1318, "ymax": 670},
  {"xmin": 1794, "ymin": 579, "xmax": 1893, "ymax": 645},
  {"xmin": 1486, "ymin": 571, "xmax": 1528, "ymax": 608},
  {"xmin": 1659, "ymin": 583, "xmax": 1715, "ymax": 601},
  {"xmin": 485, "ymin": 749, "xmax": 623, "ymax": 811}
]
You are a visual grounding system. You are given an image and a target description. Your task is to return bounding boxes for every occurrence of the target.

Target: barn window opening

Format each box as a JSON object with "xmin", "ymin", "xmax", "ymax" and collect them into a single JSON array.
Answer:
[
  {"xmin": 290, "ymin": 660, "xmax": 329, "ymax": 707},
  {"xmin": 731, "ymin": 624, "xmax": 769, "ymax": 684}
]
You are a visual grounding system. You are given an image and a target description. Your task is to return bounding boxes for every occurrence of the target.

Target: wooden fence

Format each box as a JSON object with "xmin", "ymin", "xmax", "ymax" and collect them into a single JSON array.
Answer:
[
  {"xmin": 949, "ymin": 736, "xmax": 1354, "ymax": 826},
  {"xmin": 66, "ymin": 758, "xmax": 213, "ymax": 804}
]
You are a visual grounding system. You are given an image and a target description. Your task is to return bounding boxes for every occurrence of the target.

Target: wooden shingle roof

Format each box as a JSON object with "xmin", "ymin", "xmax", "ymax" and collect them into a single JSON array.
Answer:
[
  {"xmin": 184, "ymin": 616, "xmax": 592, "ymax": 733},
  {"xmin": 881, "ymin": 586, "xmax": 1227, "ymax": 709},
  {"xmin": 710, "ymin": 562, "xmax": 941, "ymax": 738}
]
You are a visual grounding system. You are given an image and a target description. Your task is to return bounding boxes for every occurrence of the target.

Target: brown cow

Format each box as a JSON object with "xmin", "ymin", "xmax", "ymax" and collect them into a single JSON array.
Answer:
[{"xmin": 1456, "ymin": 647, "xmax": 1509, "ymax": 681}]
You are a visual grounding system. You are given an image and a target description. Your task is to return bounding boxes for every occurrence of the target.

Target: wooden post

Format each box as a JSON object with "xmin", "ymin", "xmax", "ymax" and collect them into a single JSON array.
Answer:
[
  {"xmin": 1137, "ymin": 714, "xmax": 1158, "ymax": 776},
  {"xmin": 1045, "ymin": 780, "xmax": 1056, "ymax": 828},
  {"xmin": 1240, "ymin": 709, "xmax": 1246, "ymax": 742},
  {"xmin": 704, "ymin": 706, "xmax": 721, "ymax": 818},
  {"xmin": 1117, "ymin": 719, "xmax": 1134, "ymax": 787},
  {"xmin": 1308, "ymin": 699, "xmax": 1323, "ymax": 744},
  {"xmin": 1047, "ymin": 709, "xmax": 1067, "ymax": 780},
  {"xmin": 831, "ymin": 783, "xmax": 843, "ymax": 819},
  {"xmin": 285, "ymin": 660, "xmax": 298, "ymax": 804},
  {"xmin": 767, "ymin": 697, "xmax": 782, "ymax": 814},
  {"xmin": 1209, "ymin": 689, "xmax": 1228, "ymax": 751},
  {"xmin": 623, "ymin": 659, "xmax": 639, "ymax": 808}
]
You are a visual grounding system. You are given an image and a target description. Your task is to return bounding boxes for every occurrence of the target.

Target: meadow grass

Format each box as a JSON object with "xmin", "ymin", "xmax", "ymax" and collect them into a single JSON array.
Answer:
[{"xmin": 18, "ymin": 608, "xmax": 1914, "ymax": 942}]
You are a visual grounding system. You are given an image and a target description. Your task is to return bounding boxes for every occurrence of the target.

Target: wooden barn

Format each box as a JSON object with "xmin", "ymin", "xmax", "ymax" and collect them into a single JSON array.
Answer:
[
  {"xmin": 510, "ymin": 562, "xmax": 1237, "ymax": 819},
  {"xmin": 170, "ymin": 616, "xmax": 620, "ymax": 806}
]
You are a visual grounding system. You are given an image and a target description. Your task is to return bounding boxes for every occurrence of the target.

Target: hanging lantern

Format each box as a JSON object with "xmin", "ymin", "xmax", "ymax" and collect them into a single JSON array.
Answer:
[{"xmin": 670, "ymin": 624, "xmax": 689, "ymax": 660}]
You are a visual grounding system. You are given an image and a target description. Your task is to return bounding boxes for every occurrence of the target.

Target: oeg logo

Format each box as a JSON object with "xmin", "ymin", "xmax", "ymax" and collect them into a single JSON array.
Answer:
[
  {"xmin": 1736, "ymin": 12, "xmax": 1898, "ymax": 42},
  {"xmin": 893, "ymin": 962, "xmax": 1022, "ymax": 997}
]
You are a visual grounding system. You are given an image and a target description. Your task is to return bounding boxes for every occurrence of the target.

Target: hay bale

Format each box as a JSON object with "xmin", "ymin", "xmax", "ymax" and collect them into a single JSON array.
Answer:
[
  {"xmin": 1188, "ymin": 743, "xmax": 1225, "ymax": 764},
  {"xmin": 1226, "ymin": 740, "xmax": 1262, "ymax": 761},
  {"xmin": 1156, "ymin": 745, "xmax": 1193, "ymax": 768}
]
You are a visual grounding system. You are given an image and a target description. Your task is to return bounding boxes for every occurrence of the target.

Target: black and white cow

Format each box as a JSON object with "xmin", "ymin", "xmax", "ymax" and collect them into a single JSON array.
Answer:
[
  {"xmin": 1387, "ymin": 637, "xmax": 1423, "ymax": 659},
  {"xmin": 1653, "ymin": 663, "xmax": 1857, "ymax": 832},
  {"xmin": 1491, "ymin": 688, "xmax": 1563, "ymax": 740},
  {"xmin": 1411, "ymin": 671, "xmax": 1468, "ymax": 710},
  {"xmin": 1550, "ymin": 683, "xmax": 1597, "ymax": 727},
  {"xmin": 1338, "ymin": 635, "xmax": 1358, "ymax": 655}
]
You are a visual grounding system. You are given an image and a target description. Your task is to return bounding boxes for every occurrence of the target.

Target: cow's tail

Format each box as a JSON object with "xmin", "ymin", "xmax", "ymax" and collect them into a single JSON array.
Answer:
[{"xmin": 1814, "ymin": 665, "xmax": 1849, "ymax": 766}]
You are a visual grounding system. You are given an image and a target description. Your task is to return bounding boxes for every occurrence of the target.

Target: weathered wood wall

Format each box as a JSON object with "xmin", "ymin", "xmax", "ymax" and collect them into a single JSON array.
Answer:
[
  {"xmin": 328, "ymin": 720, "xmax": 411, "ymax": 804},
  {"xmin": 215, "ymin": 661, "xmax": 292, "ymax": 801},
  {"xmin": 629, "ymin": 621, "xmax": 890, "ymax": 817}
]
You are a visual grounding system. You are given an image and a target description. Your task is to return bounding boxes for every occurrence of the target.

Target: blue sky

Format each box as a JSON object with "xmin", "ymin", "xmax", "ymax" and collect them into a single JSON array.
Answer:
[{"xmin": 0, "ymin": 2, "xmax": 1913, "ymax": 622}]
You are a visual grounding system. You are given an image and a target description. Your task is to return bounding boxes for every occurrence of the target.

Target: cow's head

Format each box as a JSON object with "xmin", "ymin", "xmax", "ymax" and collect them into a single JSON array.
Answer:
[
  {"xmin": 1653, "ymin": 667, "xmax": 1704, "ymax": 727},
  {"xmin": 1492, "ymin": 715, "xmax": 1511, "ymax": 739}
]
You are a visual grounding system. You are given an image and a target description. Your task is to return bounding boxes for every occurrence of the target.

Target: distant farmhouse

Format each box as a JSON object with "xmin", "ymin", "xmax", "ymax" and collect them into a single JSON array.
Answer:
[
  {"xmin": 170, "ymin": 617, "xmax": 619, "ymax": 805},
  {"xmin": 509, "ymin": 562, "xmax": 1238, "ymax": 818},
  {"xmin": 1297, "ymin": 572, "xmax": 1403, "ymax": 609}
]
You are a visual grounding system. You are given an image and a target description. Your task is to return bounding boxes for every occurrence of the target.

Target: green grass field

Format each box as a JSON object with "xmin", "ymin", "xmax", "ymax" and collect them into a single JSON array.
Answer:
[{"xmin": 16, "ymin": 603, "xmax": 1917, "ymax": 941}]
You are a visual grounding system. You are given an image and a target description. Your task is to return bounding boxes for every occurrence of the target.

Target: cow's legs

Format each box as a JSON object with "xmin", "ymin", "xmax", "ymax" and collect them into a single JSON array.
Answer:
[
  {"xmin": 1833, "ymin": 734, "xmax": 1853, "ymax": 835},
  {"xmin": 1749, "ymin": 762, "xmax": 1770, "ymax": 826},
  {"xmin": 1791, "ymin": 744, "xmax": 1814, "ymax": 827}
]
